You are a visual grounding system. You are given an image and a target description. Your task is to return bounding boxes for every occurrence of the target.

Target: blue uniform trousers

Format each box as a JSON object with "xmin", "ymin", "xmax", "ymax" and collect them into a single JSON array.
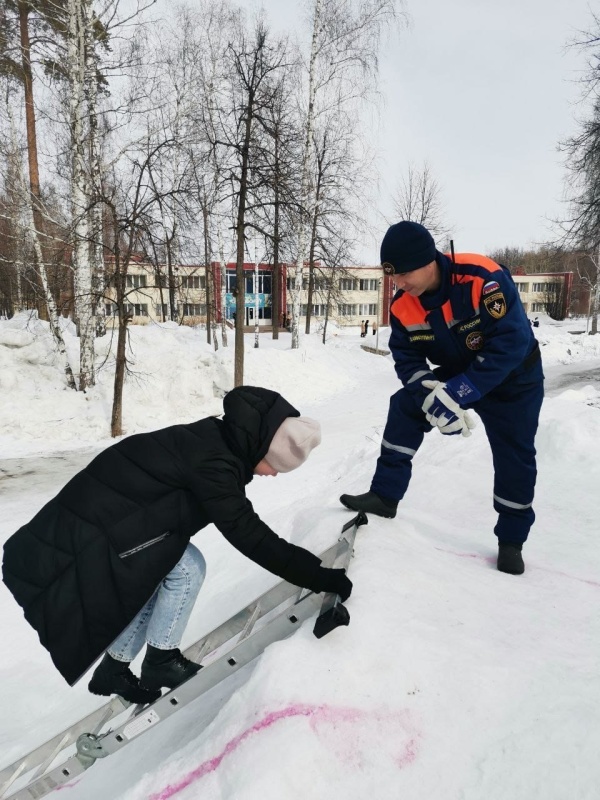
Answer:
[{"xmin": 371, "ymin": 361, "xmax": 544, "ymax": 544}]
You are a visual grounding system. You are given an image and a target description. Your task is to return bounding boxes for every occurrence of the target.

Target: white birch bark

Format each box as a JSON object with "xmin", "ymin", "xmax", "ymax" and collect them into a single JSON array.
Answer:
[
  {"xmin": 291, "ymin": 0, "xmax": 322, "ymax": 350},
  {"xmin": 5, "ymin": 93, "xmax": 76, "ymax": 389},
  {"xmin": 254, "ymin": 245, "xmax": 260, "ymax": 348},
  {"xmin": 84, "ymin": 0, "xmax": 105, "ymax": 338},
  {"xmin": 68, "ymin": 0, "xmax": 95, "ymax": 390},
  {"xmin": 217, "ymin": 224, "xmax": 228, "ymax": 348}
]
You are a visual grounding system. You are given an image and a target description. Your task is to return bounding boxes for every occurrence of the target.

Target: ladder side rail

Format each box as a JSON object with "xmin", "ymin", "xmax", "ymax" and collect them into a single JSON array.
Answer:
[
  {"xmin": 5, "ymin": 588, "xmax": 324, "ymax": 800},
  {"xmin": 1, "ymin": 535, "xmax": 349, "ymax": 800}
]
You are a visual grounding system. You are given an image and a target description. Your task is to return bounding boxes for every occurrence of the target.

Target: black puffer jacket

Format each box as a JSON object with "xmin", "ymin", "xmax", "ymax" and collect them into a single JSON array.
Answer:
[{"xmin": 2, "ymin": 387, "xmax": 323, "ymax": 685}]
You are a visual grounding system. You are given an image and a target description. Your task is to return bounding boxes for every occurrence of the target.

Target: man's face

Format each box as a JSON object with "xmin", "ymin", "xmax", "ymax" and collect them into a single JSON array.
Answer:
[{"xmin": 392, "ymin": 260, "xmax": 440, "ymax": 296}]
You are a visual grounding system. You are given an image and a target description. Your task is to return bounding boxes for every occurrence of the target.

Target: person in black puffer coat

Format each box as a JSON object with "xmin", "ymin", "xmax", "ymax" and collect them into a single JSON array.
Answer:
[{"xmin": 2, "ymin": 386, "xmax": 351, "ymax": 704}]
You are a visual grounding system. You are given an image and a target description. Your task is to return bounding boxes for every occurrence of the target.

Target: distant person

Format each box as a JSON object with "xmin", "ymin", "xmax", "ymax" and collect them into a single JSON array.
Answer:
[
  {"xmin": 533, "ymin": 317, "xmax": 540, "ymax": 328},
  {"xmin": 364, "ymin": 320, "xmax": 370, "ymax": 335},
  {"xmin": 360, "ymin": 320, "xmax": 366, "ymax": 337},
  {"xmin": 3, "ymin": 387, "xmax": 351, "ymax": 704},
  {"xmin": 340, "ymin": 221, "xmax": 544, "ymax": 576},
  {"xmin": 372, "ymin": 322, "xmax": 377, "ymax": 336}
]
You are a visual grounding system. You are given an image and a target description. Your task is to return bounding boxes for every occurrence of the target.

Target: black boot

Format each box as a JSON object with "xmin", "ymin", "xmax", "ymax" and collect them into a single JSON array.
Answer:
[
  {"xmin": 140, "ymin": 646, "xmax": 202, "ymax": 691},
  {"xmin": 340, "ymin": 491, "xmax": 398, "ymax": 519},
  {"xmin": 497, "ymin": 543, "xmax": 525, "ymax": 575},
  {"xmin": 88, "ymin": 653, "xmax": 161, "ymax": 705}
]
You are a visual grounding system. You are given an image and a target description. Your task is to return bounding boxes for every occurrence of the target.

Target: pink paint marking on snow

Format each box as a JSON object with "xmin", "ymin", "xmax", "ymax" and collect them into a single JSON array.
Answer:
[
  {"xmin": 396, "ymin": 736, "xmax": 420, "ymax": 769},
  {"xmin": 147, "ymin": 705, "xmax": 316, "ymax": 800},
  {"xmin": 148, "ymin": 704, "xmax": 418, "ymax": 800},
  {"xmin": 434, "ymin": 546, "xmax": 495, "ymax": 565},
  {"xmin": 434, "ymin": 547, "xmax": 600, "ymax": 587},
  {"xmin": 534, "ymin": 565, "xmax": 600, "ymax": 589}
]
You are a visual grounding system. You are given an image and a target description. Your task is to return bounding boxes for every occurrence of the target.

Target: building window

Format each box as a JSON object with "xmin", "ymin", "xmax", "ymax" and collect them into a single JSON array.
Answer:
[
  {"xmin": 182, "ymin": 275, "xmax": 206, "ymax": 289},
  {"xmin": 126, "ymin": 274, "xmax": 147, "ymax": 289},
  {"xmin": 287, "ymin": 277, "xmax": 308, "ymax": 291},
  {"xmin": 338, "ymin": 304, "xmax": 356, "ymax": 316},
  {"xmin": 339, "ymin": 278, "xmax": 356, "ymax": 291},
  {"xmin": 155, "ymin": 304, "xmax": 168, "ymax": 318},
  {"xmin": 226, "ymin": 271, "xmax": 237, "ymax": 292},
  {"xmin": 532, "ymin": 282, "xmax": 558, "ymax": 293},
  {"xmin": 124, "ymin": 303, "xmax": 148, "ymax": 317},
  {"xmin": 517, "ymin": 283, "xmax": 529, "ymax": 294},
  {"xmin": 303, "ymin": 303, "xmax": 328, "ymax": 316},
  {"xmin": 359, "ymin": 279, "xmax": 378, "ymax": 291},
  {"xmin": 183, "ymin": 303, "xmax": 206, "ymax": 316},
  {"xmin": 105, "ymin": 303, "xmax": 117, "ymax": 316},
  {"xmin": 531, "ymin": 302, "xmax": 545, "ymax": 312},
  {"xmin": 358, "ymin": 303, "xmax": 377, "ymax": 315}
]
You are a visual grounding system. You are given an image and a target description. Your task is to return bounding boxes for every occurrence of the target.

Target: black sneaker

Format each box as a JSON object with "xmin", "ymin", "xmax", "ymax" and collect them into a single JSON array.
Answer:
[
  {"xmin": 340, "ymin": 491, "xmax": 398, "ymax": 518},
  {"xmin": 88, "ymin": 653, "xmax": 161, "ymax": 705},
  {"xmin": 497, "ymin": 543, "xmax": 525, "ymax": 575},
  {"xmin": 140, "ymin": 647, "xmax": 202, "ymax": 691}
]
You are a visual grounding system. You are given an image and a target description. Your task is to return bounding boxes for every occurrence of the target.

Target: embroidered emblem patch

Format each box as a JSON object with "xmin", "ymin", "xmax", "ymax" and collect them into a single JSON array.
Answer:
[
  {"xmin": 483, "ymin": 291, "xmax": 506, "ymax": 319},
  {"xmin": 466, "ymin": 331, "xmax": 484, "ymax": 350},
  {"xmin": 382, "ymin": 262, "xmax": 395, "ymax": 275},
  {"xmin": 482, "ymin": 280, "xmax": 500, "ymax": 295}
]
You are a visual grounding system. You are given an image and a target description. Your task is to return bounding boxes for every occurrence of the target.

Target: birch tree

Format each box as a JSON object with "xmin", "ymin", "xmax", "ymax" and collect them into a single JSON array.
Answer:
[
  {"xmin": 2, "ymin": 79, "xmax": 75, "ymax": 386},
  {"xmin": 289, "ymin": 0, "xmax": 401, "ymax": 349}
]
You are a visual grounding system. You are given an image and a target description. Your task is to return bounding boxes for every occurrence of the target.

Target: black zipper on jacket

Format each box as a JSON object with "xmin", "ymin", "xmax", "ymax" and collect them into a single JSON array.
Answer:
[{"xmin": 118, "ymin": 531, "xmax": 172, "ymax": 559}]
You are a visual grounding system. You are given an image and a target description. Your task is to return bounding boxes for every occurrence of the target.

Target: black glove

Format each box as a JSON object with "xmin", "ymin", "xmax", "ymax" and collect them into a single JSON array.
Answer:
[{"xmin": 314, "ymin": 567, "xmax": 353, "ymax": 602}]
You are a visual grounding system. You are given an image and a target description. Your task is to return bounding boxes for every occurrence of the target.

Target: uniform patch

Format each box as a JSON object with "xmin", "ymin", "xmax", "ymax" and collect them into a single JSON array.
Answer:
[
  {"xmin": 483, "ymin": 291, "xmax": 506, "ymax": 319},
  {"xmin": 409, "ymin": 333, "xmax": 435, "ymax": 342},
  {"xmin": 457, "ymin": 317, "xmax": 480, "ymax": 333},
  {"xmin": 482, "ymin": 280, "xmax": 500, "ymax": 295},
  {"xmin": 466, "ymin": 331, "xmax": 484, "ymax": 350}
]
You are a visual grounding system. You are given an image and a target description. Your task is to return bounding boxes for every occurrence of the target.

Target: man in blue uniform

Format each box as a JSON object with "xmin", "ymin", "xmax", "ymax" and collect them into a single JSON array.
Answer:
[{"xmin": 340, "ymin": 221, "xmax": 544, "ymax": 575}]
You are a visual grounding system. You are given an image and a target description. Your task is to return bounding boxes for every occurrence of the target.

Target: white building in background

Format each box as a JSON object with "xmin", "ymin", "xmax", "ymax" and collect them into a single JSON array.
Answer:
[{"xmin": 105, "ymin": 261, "xmax": 388, "ymax": 329}]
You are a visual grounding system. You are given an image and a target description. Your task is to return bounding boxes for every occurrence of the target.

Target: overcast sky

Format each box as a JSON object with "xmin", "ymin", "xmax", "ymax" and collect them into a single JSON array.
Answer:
[{"xmin": 240, "ymin": 0, "xmax": 595, "ymax": 262}]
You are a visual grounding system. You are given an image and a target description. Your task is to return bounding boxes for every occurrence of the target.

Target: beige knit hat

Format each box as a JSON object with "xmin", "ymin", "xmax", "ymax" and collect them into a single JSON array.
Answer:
[{"xmin": 265, "ymin": 417, "xmax": 321, "ymax": 473}]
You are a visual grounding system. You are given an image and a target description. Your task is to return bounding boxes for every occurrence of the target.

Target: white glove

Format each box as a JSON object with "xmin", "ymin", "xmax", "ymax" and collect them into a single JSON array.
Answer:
[{"xmin": 422, "ymin": 380, "xmax": 477, "ymax": 438}]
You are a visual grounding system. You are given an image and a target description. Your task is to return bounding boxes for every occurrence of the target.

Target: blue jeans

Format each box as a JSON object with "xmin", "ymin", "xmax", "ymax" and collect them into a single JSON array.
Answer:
[{"xmin": 109, "ymin": 543, "xmax": 206, "ymax": 663}]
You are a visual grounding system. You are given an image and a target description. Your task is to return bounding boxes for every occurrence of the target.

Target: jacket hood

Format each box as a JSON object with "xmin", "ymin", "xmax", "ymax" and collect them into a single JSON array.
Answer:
[{"xmin": 221, "ymin": 386, "xmax": 300, "ymax": 478}]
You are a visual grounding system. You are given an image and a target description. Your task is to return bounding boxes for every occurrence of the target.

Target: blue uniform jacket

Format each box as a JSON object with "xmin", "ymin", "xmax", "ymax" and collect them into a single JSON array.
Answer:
[{"xmin": 388, "ymin": 251, "xmax": 539, "ymax": 405}]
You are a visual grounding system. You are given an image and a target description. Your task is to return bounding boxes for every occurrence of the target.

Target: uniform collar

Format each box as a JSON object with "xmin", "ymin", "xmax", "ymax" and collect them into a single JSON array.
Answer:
[{"xmin": 420, "ymin": 251, "xmax": 451, "ymax": 310}]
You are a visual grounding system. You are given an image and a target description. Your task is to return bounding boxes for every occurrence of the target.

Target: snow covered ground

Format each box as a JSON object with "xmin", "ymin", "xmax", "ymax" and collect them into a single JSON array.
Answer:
[{"xmin": 1, "ymin": 312, "xmax": 600, "ymax": 800}]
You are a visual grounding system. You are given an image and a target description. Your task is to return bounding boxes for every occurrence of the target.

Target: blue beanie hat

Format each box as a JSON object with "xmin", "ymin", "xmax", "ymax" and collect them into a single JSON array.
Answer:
[{"xmin": 380, "ymin": 221, "xmax": 436, "ymax": 274}]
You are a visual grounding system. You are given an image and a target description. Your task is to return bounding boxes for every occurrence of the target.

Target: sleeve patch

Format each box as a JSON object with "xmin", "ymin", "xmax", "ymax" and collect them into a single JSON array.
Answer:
[
  {"xmin": 483, "ymin": 291, "xmax": 506, "ymax": 319},
  {"xmin": 482, "ymin": 280, "xmax": 500, "ymax": 295}
]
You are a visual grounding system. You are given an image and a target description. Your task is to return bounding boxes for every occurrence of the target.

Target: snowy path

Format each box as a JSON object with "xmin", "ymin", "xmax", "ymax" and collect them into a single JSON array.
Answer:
[{"xmin": 1, "ymin": 339, "xmax": 600, "ymax": 800}]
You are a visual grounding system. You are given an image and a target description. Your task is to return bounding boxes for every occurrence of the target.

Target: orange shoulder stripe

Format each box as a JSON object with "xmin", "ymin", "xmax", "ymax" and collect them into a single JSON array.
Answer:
[
  {"xmin": 391, "ymin": 293, "xmax": 427, "ymax": 327},
  {"xmin": 444, "ymin": 252, "xmax": 503, "ymax": 272}
]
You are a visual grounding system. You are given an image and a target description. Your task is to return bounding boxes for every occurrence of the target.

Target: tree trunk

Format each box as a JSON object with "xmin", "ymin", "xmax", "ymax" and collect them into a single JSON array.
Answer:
[
  {"xmin": 111, "ymin": 314, "xmax": 128, "ymax": 437},
  {"xmin": 217, "ymin": 225, "xmax": 228, "ymax": 348},
  {"xmin": 5, "ymin": 54, "xmax": 75, "ymax": 387},
  {"xmin": 203, "ymin": 204, "xmax": 213, "ymax": 346},
  {"xmin": 271, "ymin": 130, "xmax": 280, "ymax": 339},
  {"xmin": 291, "ymin": 0, "xmax": 322, "ymax": 349},
  {"xmin": 69, "ymin": 0, "xmax": 95, "ymax": 390},
  {"xmin": 234, "ymin": 93, "xmax": 254, "ymax": 386},
  {"xmin": 84, "ymin": 0, "xmax": 105, "ymax": 339},
  {"xmin": 18, "ymin": 1, "xmax": 47, "ymax": 320},
  {"xmin": 305, "ymin": 142, "xmax": 323, "ymax": 335},
  {"xmin": 254, "ymin": 251, "xmax": 259, "ymax": 348}
]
